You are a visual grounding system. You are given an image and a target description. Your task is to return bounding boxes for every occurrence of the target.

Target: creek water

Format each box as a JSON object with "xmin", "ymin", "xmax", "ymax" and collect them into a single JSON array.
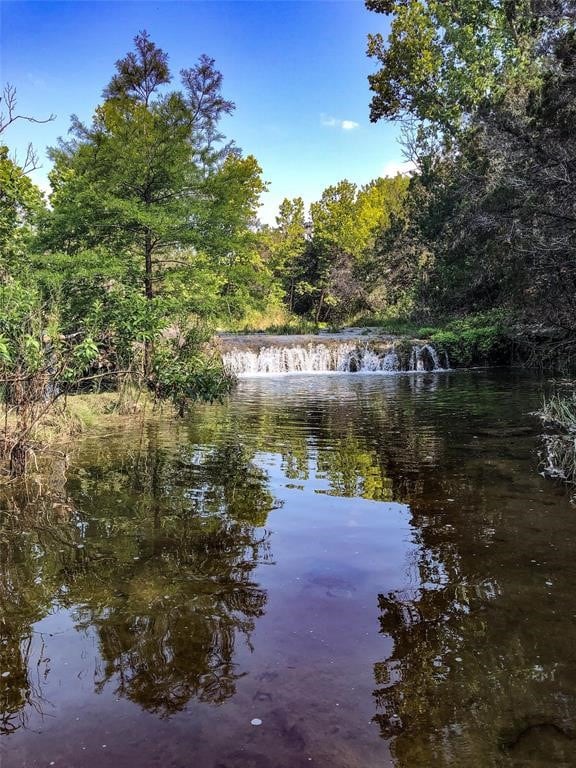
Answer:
[{"xmin": 1, "ymin": 369, "xmax": 575, "ymax": 768}]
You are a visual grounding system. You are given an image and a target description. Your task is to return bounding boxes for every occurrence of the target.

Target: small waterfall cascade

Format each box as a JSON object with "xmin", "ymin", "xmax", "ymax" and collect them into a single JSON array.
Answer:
[{"xmin": 220, "ymin": 335, "xmax": 448, "ymax": 377}]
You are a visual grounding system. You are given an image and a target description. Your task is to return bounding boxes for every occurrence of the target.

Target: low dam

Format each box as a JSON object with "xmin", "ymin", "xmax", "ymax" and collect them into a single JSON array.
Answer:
[{"xmin": 219, "ymin": 332, "xmax": 448, "ymax": 376}]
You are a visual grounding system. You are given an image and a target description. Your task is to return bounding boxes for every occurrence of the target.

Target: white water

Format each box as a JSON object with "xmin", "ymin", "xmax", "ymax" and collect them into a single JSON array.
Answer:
[{"xmin": 222, "ymin": 340, "xmax": 447, "ymax": 377}]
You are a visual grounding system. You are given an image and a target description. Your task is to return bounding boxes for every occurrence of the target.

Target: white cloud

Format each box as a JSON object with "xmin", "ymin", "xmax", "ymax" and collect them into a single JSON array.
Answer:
[
  {"xmin": 321, "ymin": 114, "xmax": 360, "ymax": 131},
  {"xmin": 381, "ymin": 159, "xmax": 417, "ymax": 177}
]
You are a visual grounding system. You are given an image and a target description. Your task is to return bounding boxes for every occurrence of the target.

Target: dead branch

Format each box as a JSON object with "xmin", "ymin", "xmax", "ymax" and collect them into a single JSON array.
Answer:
[{"xmin": 0, "ymin": 84, "xmax": 55, "ymax": 135}]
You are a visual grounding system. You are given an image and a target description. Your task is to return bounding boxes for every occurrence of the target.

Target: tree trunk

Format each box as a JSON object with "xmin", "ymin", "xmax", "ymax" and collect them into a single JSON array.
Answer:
[
  {"xmin": 144, "ymin": 229, "xmax": 154, "ymax": 300},
  {"xmin": 143, "ymin": 229, "xmax": 154, "ymax": 376},
  {"xmin": 9, "ymin": 442, "xmax": 28, "ymax": 477},
  {"xmin": 315, "ymin": 289, "xmax": 325, "ymax": 324}
]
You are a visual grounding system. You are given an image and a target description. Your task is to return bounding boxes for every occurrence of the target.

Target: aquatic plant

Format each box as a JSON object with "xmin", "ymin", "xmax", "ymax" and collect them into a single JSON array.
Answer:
[{"xmin": 537, "ymin": 384, "xmax": 576, "ymax": 489}]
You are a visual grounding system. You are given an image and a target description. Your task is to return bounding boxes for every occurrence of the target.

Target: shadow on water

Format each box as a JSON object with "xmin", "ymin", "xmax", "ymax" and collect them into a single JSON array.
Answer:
[{"xmin": 1, "ymin": 370, "xmax": 576, "ymax": 767}]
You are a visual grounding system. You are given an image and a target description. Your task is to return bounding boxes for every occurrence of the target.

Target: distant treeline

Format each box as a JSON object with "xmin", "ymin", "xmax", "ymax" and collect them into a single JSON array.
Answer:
[{"xmin": 263, "ymin": 2, "xmax": 576, "ymax": 362}]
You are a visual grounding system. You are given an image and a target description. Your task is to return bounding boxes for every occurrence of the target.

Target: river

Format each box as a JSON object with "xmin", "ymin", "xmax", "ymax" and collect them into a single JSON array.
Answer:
[{"xmin": 0, "ymin": 369, "xmax": 574, "ymax": 767}]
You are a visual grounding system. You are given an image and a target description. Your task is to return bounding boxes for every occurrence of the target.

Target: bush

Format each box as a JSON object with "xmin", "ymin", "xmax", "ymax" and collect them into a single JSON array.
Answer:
[
  {"xmin": 151, "ymin": 329, "xmax": 234, "ymax": 416},
  {"xmin": 416, "ymin": 326, "xmax": 438, "ymax": 338},
  {"xmin": 429, "ymin": 312, "xmax": 510, "ymax": 366}
]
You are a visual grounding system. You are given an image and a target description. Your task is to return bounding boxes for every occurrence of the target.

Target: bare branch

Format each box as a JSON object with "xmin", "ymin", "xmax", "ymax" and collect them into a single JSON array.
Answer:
[
  {"xmin": 21, "ymin": 143, "xmax": 41, "ymax": 174},
  {"xmin": 0, "ymin": 83, "xmax": 55, "ymax": 135}
]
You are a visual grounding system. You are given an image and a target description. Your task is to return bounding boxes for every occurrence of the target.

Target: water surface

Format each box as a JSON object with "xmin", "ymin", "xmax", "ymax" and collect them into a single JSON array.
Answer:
[{"xmin": 1, "ymin": 370, "xmax": 575, "ymax": 768}]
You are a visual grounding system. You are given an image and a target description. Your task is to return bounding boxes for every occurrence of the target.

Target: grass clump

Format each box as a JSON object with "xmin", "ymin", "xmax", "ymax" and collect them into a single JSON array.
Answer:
[
  {"xmin": 227, "ymin": 306, "xmax": 323, "ymax": 335},
  {"xmin": 539, "ymin": 387, "xmax": 576, "ymax": 431},
  {"xmin": 536, "ymin": 383, "xmax": 576, "ymax": 490},
  {"xmin": 348, "ymin": 313, "xmax": 426, "ymax": 336},
  {"xmin": 231, "ymin": 314, "xmax": 324, "ymax": 335}
]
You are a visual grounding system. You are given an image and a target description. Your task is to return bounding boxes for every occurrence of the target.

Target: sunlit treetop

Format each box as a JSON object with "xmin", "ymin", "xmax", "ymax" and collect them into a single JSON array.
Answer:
[
  {"xmin": 103, "ymin": 30, "xmax": 171, "ymax": 106},
  {"xmin": 366, "ymin": 0, "xmax": 576, "ymax": 131}
]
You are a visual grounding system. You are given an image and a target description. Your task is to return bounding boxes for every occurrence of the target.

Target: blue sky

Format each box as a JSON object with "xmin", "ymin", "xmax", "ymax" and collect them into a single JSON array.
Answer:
[{"xmin": 1, "ymin": 0, "xmax": 407, "ymax": 224}]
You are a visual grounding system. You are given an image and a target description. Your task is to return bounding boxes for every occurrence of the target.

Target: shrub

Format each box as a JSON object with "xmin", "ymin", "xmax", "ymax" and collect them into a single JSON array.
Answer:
[
  {"xmin": 429, "ymin": 312, "xmax": 510, "ymax": 366},
  {"xmin": 151, "ymin": 329, "xmax": 234, "ymax": 416}
]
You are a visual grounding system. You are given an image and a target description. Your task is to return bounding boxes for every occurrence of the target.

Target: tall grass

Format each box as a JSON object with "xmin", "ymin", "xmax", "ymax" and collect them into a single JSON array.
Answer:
[
  {"xmin": 537, "ymin": 384, "xmax": 576, "ymax": 487},
  {"xmin": 539, "ymin": 388, "xmax": 576, "ymax": 431}
]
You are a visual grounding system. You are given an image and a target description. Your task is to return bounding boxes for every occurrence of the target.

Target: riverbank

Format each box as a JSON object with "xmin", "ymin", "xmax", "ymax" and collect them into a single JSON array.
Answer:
[
  {"xmin": 0, "ymin": 391, "xmax": 159, "ymax": 482},
  {"xmin": 0, "ymin": 316, "xmax": 513, "ymax": 477}
]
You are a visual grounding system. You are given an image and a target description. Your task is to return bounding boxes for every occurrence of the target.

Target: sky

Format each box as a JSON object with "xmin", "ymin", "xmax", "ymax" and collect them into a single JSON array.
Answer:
[{"xmin": 0, "ymin": 0, "xmax": 408, "ymax": 225}]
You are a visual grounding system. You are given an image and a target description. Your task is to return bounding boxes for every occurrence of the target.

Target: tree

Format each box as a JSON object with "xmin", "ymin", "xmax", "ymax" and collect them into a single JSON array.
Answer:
[
  {"xmin": 365, "ymin": 0, "xmax": 574, "ymax": 133},
  {"xmin": 355, "ymin": 175, "xmax": 409, "ymax": 266},
  {"xmin": 291, "ymin": 177, "xmax": 410, "ymax": 322},
  {"xmin": 271, "ymin": 197, "xmax": 308, "ymax": 311},
  {"xmin": 191, "ymin": 152, "xmax": 269, "ymax": 321},
  {"xmin": 40, "ymin": 31, "xmax": 246, "ymax": 311},
  {"xmin": 0, "ymin": 85, "xmax": 51, "ymax": 278},
  {"xmin": 304, "ymin": 180, "xmax": 361, "ymax": 321},
  {"xmin": 364, "ymin": 0, "xmax": 576, "ymax": 343},
  {"xmin": 0, "ymin": 147, "xmax": 44, "ymax": 276},
  {"xmin": 0, "ymin": 83, "xmax": 55, "ymax": 174},
  {"xmin": 463, "ymin": 28, "xmax": 576, "ymax": 340},
  {"xmin": 102, "ymin": 30, "xmax": 170, "ymax": 107},
  {"xmin": 0, "ymin": 83, "xmax": 55, "ymax": 138}
]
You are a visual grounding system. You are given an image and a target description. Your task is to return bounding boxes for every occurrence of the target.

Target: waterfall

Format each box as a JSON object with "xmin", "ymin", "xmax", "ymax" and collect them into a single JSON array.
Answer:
[
  {"xmin": 409, "ymin": 344, "xmax": 443, "ymax": 372},
  {"xmin": 221, "ymin": 337, "xmax": 448, "ymax": 377}
]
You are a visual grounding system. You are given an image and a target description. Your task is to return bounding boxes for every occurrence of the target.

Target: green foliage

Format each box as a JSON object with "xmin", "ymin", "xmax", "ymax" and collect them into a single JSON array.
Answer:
[
  {"xmin": 416, "ymin": 326, "xmax": 437, "ymax": 337},
  {"xmin": 0, "ymin": 33, "xmax": 272, "ymax": 474},
  {"xmin": 429, "ymin": 313, "xmax": 509, "ymax": 366},
  {"xmin": 72, "ymin": 336, "xmax": 100, "ymax": 369},
  {"xmin": 0, "ymin": 280, "xmax": 101, "ymax": 383},
  {"xmin": 267, "ymin": 197, "xmax": 308, "ymax": 312},
  {"xmin": 244, "ymin": 319, "xmax": 323, "ymax": 335},
  {"xmin": 0, "ymin": 282, "xmax": 40, "ymax": 340},
  {"xmin": 0, "ymin": 147, "xmax": 44, "ymax": 274},
  {"xmin": 39, "ymin": 31, "xmax": 264, "ymax": 328},
  {"xmin": 366, "ymin": 0, "xmax": 551, "ymax": 131},
  {"xmin": 264, "ymin": 175, "xmax": 410, "ymax": 324},
  {"xmin": 151, "ymin": 330, "xmax": 234, "ymax": 415},
  {"xmin": 0, "ymin": 335, "xmax": 11, "ymax": 366},
  {"xmin": 82, "ymin": 286, "xmax": 165, "ymax": 373},
  {"xmin": 364, "ymin": 1, "xmax": 576, "ymax": 356}
]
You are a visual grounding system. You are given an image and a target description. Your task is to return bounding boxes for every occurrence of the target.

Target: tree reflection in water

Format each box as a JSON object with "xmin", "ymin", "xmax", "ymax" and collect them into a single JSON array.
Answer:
[
  {"xmin": 371, "ymin": 486, "xmax": 576, "ymax": 767},
  {"xmin": 0, "ymin": 428, "xmax": 277, "ymax": 730},
  {"xmin": 3, "ymin": 371, "xmax": 576, "ymax": 768},
  {"xmin": 0, "ymin": 481, "xmax": 73, "ymax": 735}
]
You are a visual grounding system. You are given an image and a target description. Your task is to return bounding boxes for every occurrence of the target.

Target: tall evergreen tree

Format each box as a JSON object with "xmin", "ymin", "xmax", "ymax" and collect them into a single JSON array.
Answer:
[{"xmin": 40, "ymin": 31, "xmax": 258, "ymax": 314}]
